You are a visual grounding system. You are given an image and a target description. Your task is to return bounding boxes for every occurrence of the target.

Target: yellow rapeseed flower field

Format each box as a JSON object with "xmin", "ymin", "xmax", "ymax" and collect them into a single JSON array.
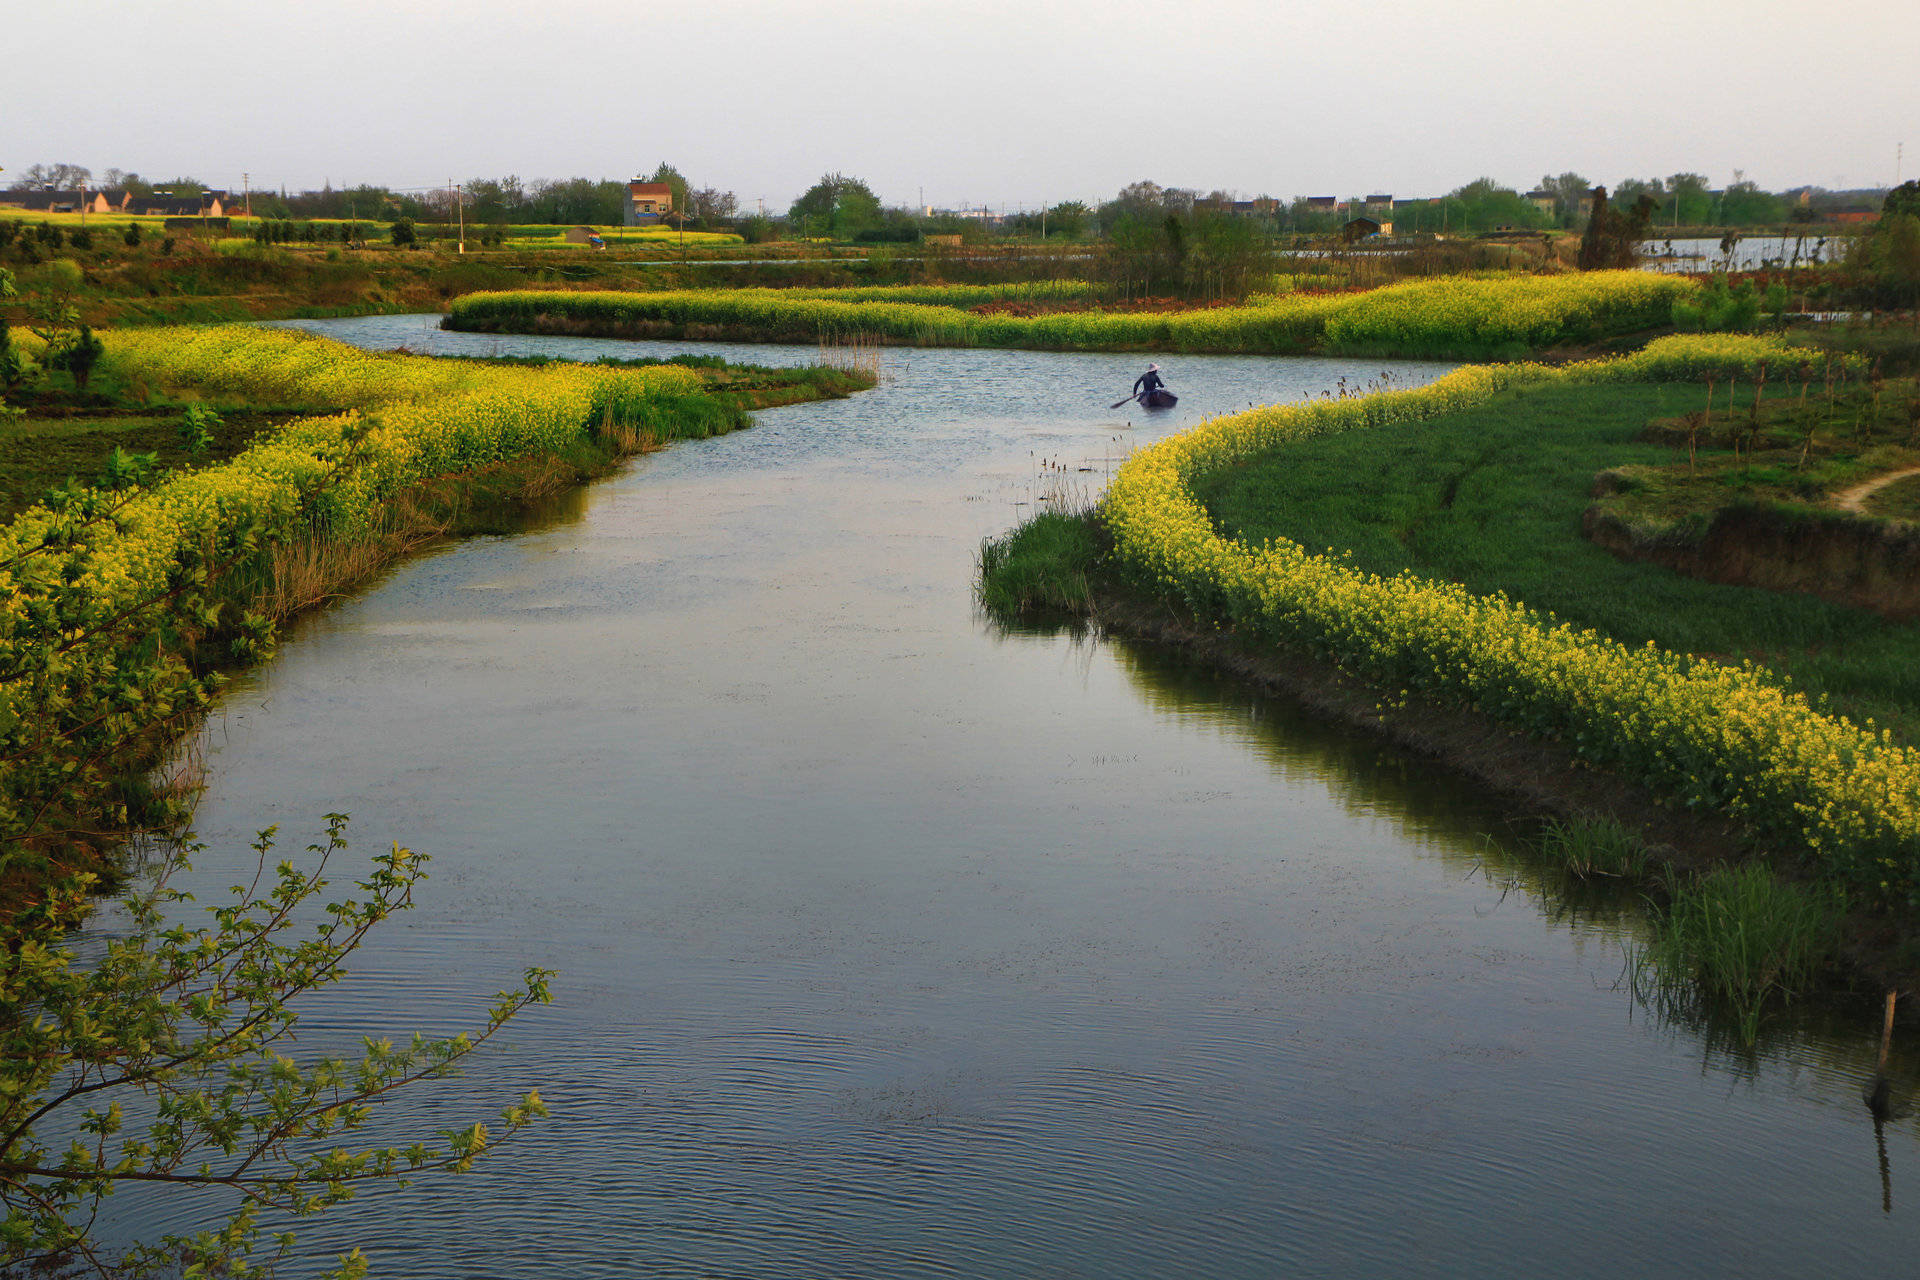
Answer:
[
  {"xmin": 1100, "ymin": 332, "xmax": 1913, "ymax": 902},
  {"xmin": 446, "ymin": 271, "xmax": 1698, "ymax": 356}
]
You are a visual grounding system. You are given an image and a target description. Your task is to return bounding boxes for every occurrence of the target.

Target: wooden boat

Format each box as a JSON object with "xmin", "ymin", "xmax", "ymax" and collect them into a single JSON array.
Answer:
[{"xmin": 1140, "ymin": 389, "xmax": 1178, "ymax": 408}]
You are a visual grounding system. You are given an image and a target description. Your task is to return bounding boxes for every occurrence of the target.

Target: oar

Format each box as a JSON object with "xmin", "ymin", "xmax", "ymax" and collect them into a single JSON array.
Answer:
[{"xmin": 1109, "ymin": 392, "xmax": 1139, "ymax": 409}]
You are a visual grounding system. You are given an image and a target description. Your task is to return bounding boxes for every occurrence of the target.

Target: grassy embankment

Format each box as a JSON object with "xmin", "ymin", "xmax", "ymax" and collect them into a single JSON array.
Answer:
[
  {"xmin": 0, "ymin": 239, "xmax": 941, "ymax": 329},
  {"xmin": 446, "ymin": 272, "xmax": 1698, "ymax": 359},
  {"xmin": 981, "ymin": 332, "xmax": 1918, "ymax": 1028},
  {"xmin": 1195, "ymin": 379, "xmax": 1920, "ymax": 740},
  {"xmin": 0, "ymin": 326, "xmax": 872, "ymax": 916}
]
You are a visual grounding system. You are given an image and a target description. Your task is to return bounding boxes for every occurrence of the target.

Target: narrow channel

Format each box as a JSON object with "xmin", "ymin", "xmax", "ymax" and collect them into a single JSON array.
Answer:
[{"xmin": 106, "ymin": 315, "xmax": 1920, "ymax": 1276}]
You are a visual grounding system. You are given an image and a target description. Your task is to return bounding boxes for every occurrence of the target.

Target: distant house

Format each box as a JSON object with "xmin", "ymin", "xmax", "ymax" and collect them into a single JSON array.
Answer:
[
  {"xmin": 1226, "ymin": 198, "xmax": 1279, "ymax": 216},
  {"xmin": 626, "ymin": 181, "xmax": 674, "ymax": 226},
  {"xmin": 1, "ymin": 189, "xmax": 139, "ymax": 214},
  {"xmin": 1341, "ymin": 216, "xmax": 1383, "ymax": 242},
  {"xmin": 6, "ymin": 190, "xmax": 85, "ymax": 214},
  {"xmin": 1303, "ymin": 196, "xmax": 1339, "ymax": 213},
  {"xmin": 1361, "ymin": 194, "xmax": 1393, "ymax": 210},
  {"xmin": 133, "ymin": 193, "xmax": 226, "ymax": 219},
  {"xmin": 1525, "ymin": 190, "xmax": 1557, "ymax": 215},
  {"xmin": 562, "ymin": 225, "xmax": 608, "ymax": 247},
  {"xmin": 1831, "ymin": 208, "xmax": 1881, "ymax": 225}
]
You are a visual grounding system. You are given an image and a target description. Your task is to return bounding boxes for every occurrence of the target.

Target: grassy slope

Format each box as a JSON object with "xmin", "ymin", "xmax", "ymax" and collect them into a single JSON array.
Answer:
[
  {"xmin": 0, "ymin": 359, "xmax": 868, "ymax": 525},
  {"xmin": 1192, "ymin": 379, "xmax": 1920, "ymax": 738}
]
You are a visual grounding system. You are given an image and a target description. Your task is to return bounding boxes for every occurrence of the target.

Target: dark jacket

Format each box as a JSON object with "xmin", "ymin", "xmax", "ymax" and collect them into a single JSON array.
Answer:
[{"xmin": 1133, "ymin": 369, "xmax": 1165, "ymax": 396}]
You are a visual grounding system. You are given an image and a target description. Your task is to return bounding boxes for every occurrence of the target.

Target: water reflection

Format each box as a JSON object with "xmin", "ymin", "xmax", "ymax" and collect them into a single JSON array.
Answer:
[{"xmin": 1094, "ymin": 621, "xmax": 1920, "ymax": 1201}]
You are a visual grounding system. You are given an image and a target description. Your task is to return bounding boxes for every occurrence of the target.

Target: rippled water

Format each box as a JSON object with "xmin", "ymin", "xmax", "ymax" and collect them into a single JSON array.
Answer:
[{"xmin": 97, "ymin": 316, "xmax": 1920, "ymax": 1276}]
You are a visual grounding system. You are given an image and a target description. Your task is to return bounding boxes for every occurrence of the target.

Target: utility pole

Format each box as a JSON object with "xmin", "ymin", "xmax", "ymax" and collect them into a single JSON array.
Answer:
[
  {"xmin": 243, "ymin": 172, "xmax": 251, "ymax": 230},
  {"xmin": 456, "ymin": 181, "xmax": 465, "ymax": 253}
]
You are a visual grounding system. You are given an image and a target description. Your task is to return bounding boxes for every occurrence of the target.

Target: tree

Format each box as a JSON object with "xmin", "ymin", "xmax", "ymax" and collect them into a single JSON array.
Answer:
[
  {"xmin": 688, "ymin": 187, "xmax": 737, "ymax": 226},
  {"xmin": 1870, "ymin": 212, "xmax": 1920, "ymax": 312},
  {"xmin": 122, "ymin": 221, "xmax": 142, "ymax": 248},
  {"xmin": 27, "ymin": 259, "xmax": 84, "ymax": 361},
  {"xmin": 49, "ymin": 164, "xmax": 93, "ymax": 192},
  {"xmin": 1665, "ymin": 172, "xmax": 1712, "ymax": 227},
  {"xmin": 0, "ymin": 268, "xmax": 30, "ymax": 415},
  {"xmin": 787, "ymin": 173, "xmax": 881, "ymax": 239},
  {"xmin": 389, "ymin": 218, "xmax": 416, "ymax": 248},
  {"xmin": 466, "ymin": 176, "xmax": 526, "ymax": 225},
  {"xmin": 1720, "ymin": 178, "xmax": 1785, "ymax": 227},
  {"xmin": 647, "ymin": 162, "xmax": 690, "ymax": 218},
  {"xmin": 1444, "ymin": 178, "xmax": 1546, "ymax": 232},
  {"xmin": 1578, "ymin": 185, "xmax": 1656, "ymax": 269},
  {"xmin": 0, "ymin": 817, "xmax": 552, "ymax": 1277},
  {"xmin": 1538, "ymin": 172, "xmax": 1592, "ymax": 225},
  {"xmin": 1884, "ymin": 180, "xmax": 1920, "ymax": 221},
  {"xmin": 1046, "ymin": 200, "xmax": 1089, "ymax": 238}
]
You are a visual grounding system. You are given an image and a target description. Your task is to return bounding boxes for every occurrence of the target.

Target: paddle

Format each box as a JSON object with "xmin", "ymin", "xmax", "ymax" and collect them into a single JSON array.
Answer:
[{"xmin": 1109, "ymin": 393, "xmax": 1139, "ymax": 409}]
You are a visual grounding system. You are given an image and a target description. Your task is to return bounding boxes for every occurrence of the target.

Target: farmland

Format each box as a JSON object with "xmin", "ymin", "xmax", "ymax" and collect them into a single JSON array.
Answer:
[{"xmin": 447, "ymin": 271, "xmax": 1698, "ymax": 358}]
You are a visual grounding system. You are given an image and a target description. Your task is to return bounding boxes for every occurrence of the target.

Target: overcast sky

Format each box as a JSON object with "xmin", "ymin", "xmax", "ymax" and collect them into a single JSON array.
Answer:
[{"xmin": 6, "ymin": 0, "xmax": 1915, "ymax": 209}]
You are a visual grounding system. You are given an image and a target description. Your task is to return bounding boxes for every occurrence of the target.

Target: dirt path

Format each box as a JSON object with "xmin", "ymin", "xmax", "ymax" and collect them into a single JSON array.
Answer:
[{"xmin": 1835, "ymin": 465, "xmax": 1920, "ymax": 514}]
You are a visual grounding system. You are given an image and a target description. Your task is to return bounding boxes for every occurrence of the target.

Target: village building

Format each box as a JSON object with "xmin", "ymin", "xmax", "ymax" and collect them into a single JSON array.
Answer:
[
  {"xmin": 626, "ymin": 181, "xmax": 674, "ymax": 226},
  {"xmin": 131, "ymin": 193, "xmax": 227, "ymax": 218},
  {"xmin": 0, "ymin": 189, "xmax": 134, "ymax": 214}
]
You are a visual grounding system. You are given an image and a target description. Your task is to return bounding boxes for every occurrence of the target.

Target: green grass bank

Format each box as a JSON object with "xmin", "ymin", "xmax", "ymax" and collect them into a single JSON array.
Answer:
[{"xmin": 445, "ymin": 272, "xmax": 1698, "ymax": 359}]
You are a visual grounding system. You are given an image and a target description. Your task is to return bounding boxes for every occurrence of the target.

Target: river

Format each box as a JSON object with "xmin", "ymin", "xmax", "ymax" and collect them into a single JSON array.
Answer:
[{"xmin": 96, "ymin": 314, "xmax": 1920, "ymax": 1276}]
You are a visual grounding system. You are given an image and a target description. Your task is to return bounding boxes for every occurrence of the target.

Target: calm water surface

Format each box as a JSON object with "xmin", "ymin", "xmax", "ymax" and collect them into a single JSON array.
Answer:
[{"xmin": 102, "ymin": 315, "xmax": 1920, "ymax": 1276}]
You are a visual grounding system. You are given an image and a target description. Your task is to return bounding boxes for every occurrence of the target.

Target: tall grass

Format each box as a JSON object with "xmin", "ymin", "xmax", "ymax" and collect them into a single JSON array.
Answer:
[
  {"xmin": 1538, "ymin": 816, "xmax": 1653, "ymax": 880},
  {"xmin": 1637, "ymin": 865, "xmax": 1844, "ymax": 1042},
  {"xmin": 977, "ymin": 511, "xmax": 1101, "ymax": 617}
]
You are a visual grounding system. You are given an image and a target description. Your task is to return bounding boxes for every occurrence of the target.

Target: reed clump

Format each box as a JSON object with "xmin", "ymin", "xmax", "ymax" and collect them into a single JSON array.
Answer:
[
  {"xmin": 978, "ymin": 510, "xmax": 1103, "ymax": 617},
  {"xmin": 1538, "ymin": 815, "xmax": 1653, "ymax": 880},
  {"xmin": 1638, "ymin": 864, "xmax": 1845, "ymax": 1040}
]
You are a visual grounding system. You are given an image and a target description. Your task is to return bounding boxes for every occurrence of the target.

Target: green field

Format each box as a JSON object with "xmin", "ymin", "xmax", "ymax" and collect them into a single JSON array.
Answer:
[{"xmin": 1192, "ymin": 379, "xmax": 1920, "ymax": 738}]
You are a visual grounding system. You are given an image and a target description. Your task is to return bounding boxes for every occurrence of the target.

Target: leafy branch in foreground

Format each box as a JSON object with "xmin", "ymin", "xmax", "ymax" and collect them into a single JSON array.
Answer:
[{"xmin": 0, "ymin": 815, "xmax": 554, "ymax": 1278}]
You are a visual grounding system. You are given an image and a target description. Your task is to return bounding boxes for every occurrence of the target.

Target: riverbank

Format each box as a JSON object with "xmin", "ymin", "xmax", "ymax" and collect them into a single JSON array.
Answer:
[
  {"xmin": 0, "ymin": 329, "xmax": 873, "ymax": 921},
  {"xmin": 444, "ymin": 273, "xmax": 1698, "ymax": 359},
  {"xmin": 984, "ymin": 510, "xmax": 1920, "ymax": 1000},
  {"xmin": 979, "ymin": 332, "xmax": 1920, "ymax": 999}
]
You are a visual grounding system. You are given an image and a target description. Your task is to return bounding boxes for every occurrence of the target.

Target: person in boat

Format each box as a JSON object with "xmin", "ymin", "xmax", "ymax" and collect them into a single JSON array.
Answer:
[{"xmin": 1133, "ymin": 364, "xmax": 1167, "ymax": 401}]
